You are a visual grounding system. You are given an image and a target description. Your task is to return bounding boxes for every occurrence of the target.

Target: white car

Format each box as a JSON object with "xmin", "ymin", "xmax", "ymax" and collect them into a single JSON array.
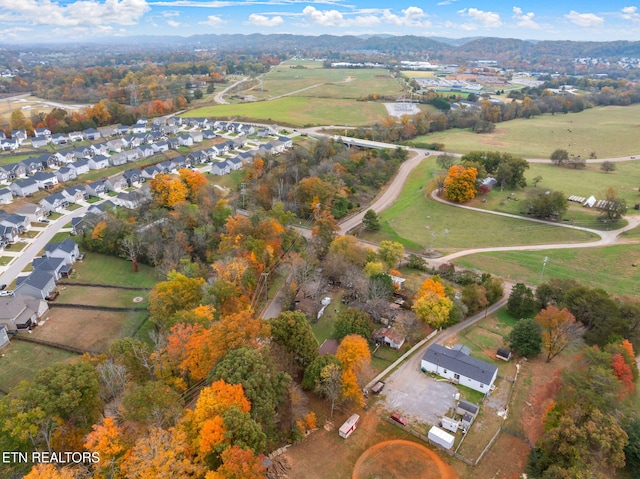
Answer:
[{"xmin": 0, "ymin": 290, "xmax": 14, "ymax": 297}]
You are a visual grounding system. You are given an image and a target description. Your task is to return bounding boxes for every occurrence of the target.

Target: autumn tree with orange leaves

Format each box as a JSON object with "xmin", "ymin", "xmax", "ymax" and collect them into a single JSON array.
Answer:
[
  {"xmin": 535, "ymin": 305, "xmax": 581, "ymax": 362},
  {"xmin": 179, "ymin": 168, "xmax": 208, "ymax": 201},
  {"xmin": 205, "ymin": 445, "xmax": 266, "ymax": 479},
  {"xmin": 336, "ymin": 335, "xmax": 371, "ymax": 407},
  {"xmin": 84, "ymin": 416, "xmax": 127, "ymax": 479},
  {"xmin": 148, "ymin": 271, "xmax": 205, "ymax": 331},
  {"xmin": 443, "ymin": 165, "xmax": 478, "ymax": 203},
  {"xmin": 149, "ymin": 173, "xmax": 189, "ymax": 208}
]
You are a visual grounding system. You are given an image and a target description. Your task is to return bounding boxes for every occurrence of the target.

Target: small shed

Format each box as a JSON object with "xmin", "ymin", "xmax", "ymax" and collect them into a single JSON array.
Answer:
[
  {"xmin": 496, "ymin": 348, "xmax": 512, "ymax": 361},
  {"xmin": 456, "ymin": 400, "xmax": 479, "ymax": 418},
  {"xmin": 428, "ymin": 426, "xmax": 455, "ymax": 450},
  {"xmin": 440, "ymin": 416, "xmax": 460, "ymax": 434}
]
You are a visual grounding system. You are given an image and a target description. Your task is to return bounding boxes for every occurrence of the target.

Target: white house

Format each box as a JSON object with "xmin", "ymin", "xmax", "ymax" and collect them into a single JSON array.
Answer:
[
  {"xmin": 10, "ymin": 178, "xmax": 39, "ymax": 197},
  {"xmin": 0, "ymin": 188, "xmax": 13, "ymax": 205},
  {"xmin": 421, "ymin": 344, "xmax": 498, "ymax": 394}
]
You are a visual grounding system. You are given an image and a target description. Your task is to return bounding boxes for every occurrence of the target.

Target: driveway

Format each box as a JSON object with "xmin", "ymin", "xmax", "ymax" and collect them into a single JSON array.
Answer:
[{"xmin": 381, "ymin": 367, "xmax": 457, "ymax": 427}]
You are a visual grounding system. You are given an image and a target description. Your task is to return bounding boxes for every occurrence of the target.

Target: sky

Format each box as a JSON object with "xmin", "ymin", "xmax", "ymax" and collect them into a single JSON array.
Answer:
[{"xmin": 1, "ymin": 0, "xmax": 640, "ymax": 43}]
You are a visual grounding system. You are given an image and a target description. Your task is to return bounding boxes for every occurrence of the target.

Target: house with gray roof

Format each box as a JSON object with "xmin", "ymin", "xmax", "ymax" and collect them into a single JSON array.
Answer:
[
  {"xmin": 39, "ymin": 192, "xmax": 68, "ymax": 214},
  {"xmin": 31, "ymin": 136, "xmax": 49, "ymax": 148},
  {"xmin": 51, "ymin": 133, "xmax": 69, "ymax": 145},
  {"xmin": 70, "ymin": 159, "xmax": 90, "ymax": 176},
  {"xmin": 9, "ymin": 178, "xmax": 39, "ymax": 197},
  {"xmin": 85, "ymin": 180, "xmax": 106, "ymax": 198},
  {"xmin": 15, "ymin": 204, "xmax": 45, "ymax": 223},
  {"xmin": 56, "ymin": 167, "xmax": 77, "ymax": 183},
  {"xmin": 421, "ymin": 344, "xmax": 498, "ymax": 394},
  {"xmin": 32, "ymin": 171, "xmax": 58, "ymax": 189},
  {"xmin": 88, "ymin": 155, "xmax": 110, "ymax": 170},
  {"xmin": 0, "ymin": 296, "xmax": 48, "ymax": 332},
  {"xmin": 61, "ymin": 185, "xmax": 86, "ymax": 204},
  {"xmin": 0, "ymin": 213, "xmax": 29, "ymax": 232},
  {"xmin": 210, "ymin": 160, "xmax": 230, "ymax": 176},
  {"xmin": 15, "ymin": 270, "xmax": 57, "ymax": 300},
  {"xmin": 82, "ymin": 128, "xmax": 101, "ymax": 140},
  {"xmin": 33, "ymin": 256, "xmax": 68, "ymax": 280},
  {"xmin": 0, "ymin": 188, "xmax": 13, "ymax": 205},
  {"xmin": 44, "ymin": 238, "xmax": 80, "ymax": 265}
]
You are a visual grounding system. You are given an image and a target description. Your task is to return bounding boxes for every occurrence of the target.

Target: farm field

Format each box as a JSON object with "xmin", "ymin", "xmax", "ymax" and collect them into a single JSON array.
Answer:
[
  {"xmin": 410, "ymin": 104, "xmax": 640, "ymax": 158},
  {"xmin": 360, "ymin": 159, "xmax": 596, "ymax": 252},
  {"xmin": 0, "ymin": 340, "xmax": 77, "ymax": 393},
  {"xmin": 186, "ymin": 96, "xmax": 389, "ymax": 126},
  {"xmin": 0, "ymin": 94, "xmax": 87, "ymax": 122},
  {"xmin": 242, "ymin": 64, "xmax": 404, "ymax": 101},
  {"xmin": 454, "ymin": 244, "xmax": 640, "ymax": 296}
]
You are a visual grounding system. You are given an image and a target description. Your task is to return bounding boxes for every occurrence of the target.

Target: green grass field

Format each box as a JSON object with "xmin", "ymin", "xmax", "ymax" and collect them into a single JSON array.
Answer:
[
  {"xmin": 0, "ymin": 341, "xmax": 77, "ymax": 393},
  {"xmin": 360, "ymin": 158, "xmax": 596, "ymax": 252},
  {"xmin": 186, "ymin": 97, "xmax": 389, "ymax": 127},
  {"xmin": 245, "ymin": 65, "xmax": 404, "ymax": 101},
  {"xmin": 525, "ymin": 162, "xmax": 640, "ymax": 208},
  {"xmin": 454, "ymin": 245, "xmax": 640, "ymax": 296},
  {"xmin": 410, "ymin": 104, "xmax": 640, "ymax": 158},
  {"xmin": 63, "ymin": 252, "xmax": 157, "ymax": 288}
]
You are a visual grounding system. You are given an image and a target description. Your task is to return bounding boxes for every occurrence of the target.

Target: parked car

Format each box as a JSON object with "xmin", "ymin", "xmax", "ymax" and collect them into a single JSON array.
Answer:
[
  {"xmin": 371, "ymin": 381, "xmax": 385, "ymax": 394},
  {"xmin": 390, "ymin": 413, "xmax": 407, "ymax": 426},
  {"xmin": 41, "ymin": 219, "xmax": 50, "ymax": 224},
  {"xmin": 0, "ymin": 290, "xmax": 14, "ymax": 297},
  {"xmin": 0, "ymin": 284, "xmax": 6, "ymax": 290}
]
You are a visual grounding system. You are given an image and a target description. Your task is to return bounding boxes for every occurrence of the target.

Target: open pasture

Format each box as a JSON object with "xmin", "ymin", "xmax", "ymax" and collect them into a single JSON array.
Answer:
[
  {"xmin": 524, "ymin": 161, "xmax": 640, "ymax": 207},
  {"xmin": 187, "ymin": 96, "xmax": 389, "ymax": 126},
  {"xmin": 454, "ymin": 245, "xmax": 640, "ymax": 296},
  {"xmin": 361, "ymin": 159, "xmax": 596, "ymax": 252},
  {"xmin": 0, "ymin": 94, "xmax": 87, "ymax": 122},
  {"xmin": 244, "ymin": 65, "xmax": 404, "ymax": 101},
  {"xmin": 62, "ymin": 252, "xmax": 157, "ymax": 288},
  {"xmin": 411, "ymin": 104, "xmax": 640, "ymax": 158}
]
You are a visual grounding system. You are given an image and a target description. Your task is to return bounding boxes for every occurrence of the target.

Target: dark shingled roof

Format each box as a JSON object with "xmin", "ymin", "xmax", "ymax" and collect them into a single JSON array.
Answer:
[{"xmin": 422, "ymin": 344, "xmax": 498, "ymax": 386}]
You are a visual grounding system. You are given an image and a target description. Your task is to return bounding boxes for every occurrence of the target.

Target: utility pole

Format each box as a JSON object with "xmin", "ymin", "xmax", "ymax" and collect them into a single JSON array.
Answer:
[
  {"xmin": 539, "ymin": 256, "xmax": 549, "ymax": 284},
  {"xmin": 262, "ymin": 271, "xmax": 269, "ymax": 301}
]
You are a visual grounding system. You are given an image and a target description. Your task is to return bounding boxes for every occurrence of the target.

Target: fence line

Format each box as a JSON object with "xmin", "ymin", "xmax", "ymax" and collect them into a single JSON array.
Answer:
[
  {"xmin": 12, "ymin": 334, "xmax": 95, "ymax": 355},
  {"xmin": 50, "ymin": 303, "xmax": 147, "ymax": 312},
  {"xmin": 60, "ymin": 282, "xmax": 152, "ymax": 291}
]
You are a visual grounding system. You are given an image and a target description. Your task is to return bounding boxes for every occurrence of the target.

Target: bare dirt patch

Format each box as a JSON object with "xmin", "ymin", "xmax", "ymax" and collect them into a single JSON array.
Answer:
[
  {"xmin": 33, "ymin": 307, "xmax": 128, "ymax": 352},
  {"xmin": 352, "ymin": 439, "xmax": 458, "ymax": 479},
  {"xmin": 283, "ymin": 409, "xmax": 458, "ymax": 479},
  {"xmin": 471, "ymin": 431, "xmax": 532, "ymax": 479}
]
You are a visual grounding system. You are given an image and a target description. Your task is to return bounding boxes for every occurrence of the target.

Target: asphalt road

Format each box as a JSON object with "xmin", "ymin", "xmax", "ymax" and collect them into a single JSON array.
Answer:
[{"xmin": 0, "ymin": 204, "xmax": 93, "ymax": 287}]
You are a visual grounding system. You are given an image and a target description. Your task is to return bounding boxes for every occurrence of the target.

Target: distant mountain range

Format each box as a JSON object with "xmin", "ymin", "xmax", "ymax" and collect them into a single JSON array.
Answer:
[{"xmin": 10, "ymin": 34, "xmax": 640, "ymax": 63}]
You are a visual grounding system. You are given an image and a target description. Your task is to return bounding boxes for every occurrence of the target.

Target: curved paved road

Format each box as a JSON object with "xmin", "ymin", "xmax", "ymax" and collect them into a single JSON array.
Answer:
[{"xmin": 214, "ymin": 76, "xmax": 248, "ymax": 105}]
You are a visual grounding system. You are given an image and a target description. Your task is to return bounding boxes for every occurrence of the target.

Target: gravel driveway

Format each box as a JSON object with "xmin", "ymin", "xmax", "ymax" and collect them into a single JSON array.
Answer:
[{"xmin": 381, "ymin": 362, "xmax": 457, "ymax": 428}]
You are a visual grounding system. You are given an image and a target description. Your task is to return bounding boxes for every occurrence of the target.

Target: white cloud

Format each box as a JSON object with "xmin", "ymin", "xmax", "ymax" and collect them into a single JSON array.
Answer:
[
  {"xmin": 382, "ymin": 7, "xmax": 430, "ymax": 27},
  {"xmin": 302, "ymin": 6, "xmax": 345, "ymax": 27},
  {"xmin": 199, "ymin": 15, "xmax": 224, "ymax": 26},
  {"xmin": 167, "ymin": 20, "xmax": 182, "ymax": 27},
  {"xmin": 437, "ymin": 0, "xmax": 459, "ymax": 5},
  {"xmin": 458, "ymin": 7, "xmax": 502, "ymax": 29},
  {"xmin": 248, "ymin": 13, "xmax": 284, "ymax": 27},
  {"xmin": 0, "ymin": 0, "xmax": 150, "ymax": 27},
  {"xmin": 161, "ymin": 10, "xmax": 180, "ymax": 17},
  {"xmin": 565, "ymin": 10, "xmax": 604, "ymax": 28},
  {"xmin": 512, "ymin": 6, "xmax": 539, "ymax": 29},
  {"xmin": 621, "ymin": 6, "xmax": 640, "ymax": 22}
]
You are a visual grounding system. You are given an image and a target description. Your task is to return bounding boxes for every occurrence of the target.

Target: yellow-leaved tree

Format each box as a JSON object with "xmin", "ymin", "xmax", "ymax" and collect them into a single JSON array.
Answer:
[
  {"xmin": 444, "ymin": 165, "xmax": 477, "ymax": 203},
  {"xmin": 336, "ymin": 334, "xmax": 371, "ymax": 407}
]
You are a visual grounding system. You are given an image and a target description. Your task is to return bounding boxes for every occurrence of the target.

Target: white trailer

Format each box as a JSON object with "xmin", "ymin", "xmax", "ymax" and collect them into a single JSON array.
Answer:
[
  {"xmin": 428, "ymin": 426, "xmax": 455, "ymax": 450},
  {"xmin": 339, "ymin": 414, "xmax": 360, "ymax": 439}
]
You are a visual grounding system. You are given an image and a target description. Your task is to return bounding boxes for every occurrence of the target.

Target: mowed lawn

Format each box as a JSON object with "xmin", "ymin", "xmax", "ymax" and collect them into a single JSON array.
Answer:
[
  {"xmin": 360, "ymin": 158, "xmax": 596, "ymax": 252},
  {"xmin": 61, "ymin": 252, "xmax": 157, "ymax": 288},
  {"xmin": 0, "ymin": 341, "xmax": 77, "ymax": 393},
  {"xmin": 410, "ymin": 104, "xmax": 640, "ymax": 158},
  {"xmin": 454, "ymin": 245, "xmax": 640, "ymax": 295},
  {"xmin": 186, "ymin": 97, "xmax": 389, "ymax": 126}
]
